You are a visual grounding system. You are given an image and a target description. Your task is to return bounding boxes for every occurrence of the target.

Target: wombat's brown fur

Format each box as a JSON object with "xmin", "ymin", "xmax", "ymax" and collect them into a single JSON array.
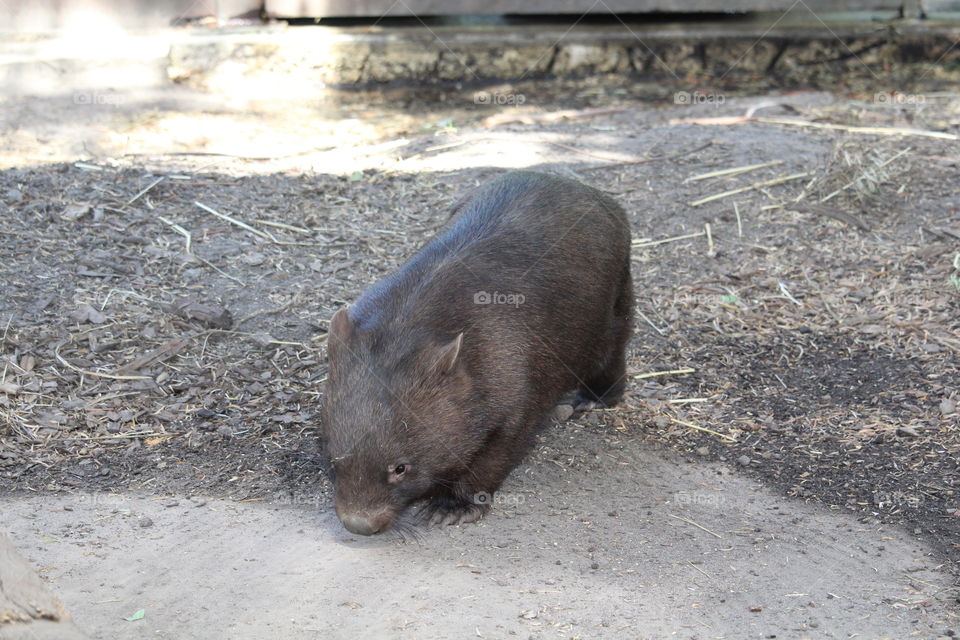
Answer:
[{"xmin": 323, "ymin": 171, "xmax": 632, "ymax": 535}]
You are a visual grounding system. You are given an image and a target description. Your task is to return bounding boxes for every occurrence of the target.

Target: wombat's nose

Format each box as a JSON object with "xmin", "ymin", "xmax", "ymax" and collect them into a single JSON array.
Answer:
[{"xmin": 340, "ymin": 514, "xmax": 381, "ymax": 536}]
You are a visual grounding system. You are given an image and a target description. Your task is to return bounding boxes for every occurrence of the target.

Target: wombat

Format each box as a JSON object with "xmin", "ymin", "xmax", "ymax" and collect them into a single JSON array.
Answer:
[{"xmin": 323, "ymin": 171, "xmax": 633, "ymax": 535}]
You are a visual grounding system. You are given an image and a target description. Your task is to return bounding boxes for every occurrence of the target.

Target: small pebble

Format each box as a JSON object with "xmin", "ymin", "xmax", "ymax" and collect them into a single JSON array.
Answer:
[
  {"xmin": 590, "ymin": 562, "xmax": 599, "ymax": 570},
  {"xmin": 941, "ymin": 398, "xmax": 957, "ymax": 416},
  {"xmin": 139, "ymin": 517, "xmax": 154, "ymax": 528},
  {"xmin": 736, "ymin": 455, "xmax": 751, "ymax": 467},
  {"xmin": 553, "ymin": 404, "xmax": 574, "ymax": 422},
  {"xmin": 897, "ymin": 426, "xmax": 920, "ymax": 438},
  {"xmin": 696, "ymin": 446, "xmax": 710, "ymax": 456}
]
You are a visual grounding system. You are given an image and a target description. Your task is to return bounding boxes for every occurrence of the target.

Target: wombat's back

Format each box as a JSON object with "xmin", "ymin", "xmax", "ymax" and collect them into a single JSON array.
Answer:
[{"xmin": 351, "ymin": 171, "xmax": 629, "ymax": 335}]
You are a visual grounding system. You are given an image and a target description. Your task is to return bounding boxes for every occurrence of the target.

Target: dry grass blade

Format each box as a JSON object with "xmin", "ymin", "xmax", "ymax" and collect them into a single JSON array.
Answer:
[
  {"xmin": 689, "ymin": 172, "xmax": 811, "ymax": 207},
  {"xmin": 684, "ymin": 160, "xmax": 785, "ymax": 183},
  {"xmin": 125, "ymin": 176, "xmax": 165, "ymax": 207},
  {"xmin": 633, "ymin": 232, "xmax": 706, "ymax": 248},
  {"xmin": 195, "ymin": 201, "xmax": 277, "ymax": 242},
  {"xmin": 157, "ymin": 215, "xmax": 192, "ymax": 253},
  {"xmin": 669, "ymin": 514, "xmax": 723, "ymax": 538},
  {"xmin": 53, "ymin": 342, "xmax": 152, "ymax": 381},
  {"xmin": 634, "ymin": 368, "xmax": 695, "ymax": 379},
  {"xmin": 669, "ymin": 417, "xmax": 737, "ymax": 442}
]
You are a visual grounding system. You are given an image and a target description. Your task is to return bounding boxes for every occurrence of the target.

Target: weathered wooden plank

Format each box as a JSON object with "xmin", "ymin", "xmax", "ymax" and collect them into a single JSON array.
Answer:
[
  {"xmin": 2, "ymin": 0, "xmax": 261, "ymax": 31},
  {"xmin": 0, "ymin": 533, "xmax": 87, "ymax": 640},
  {"xmin": 265, "ymin": 0, "xmax": 903, "ymax": 17}
]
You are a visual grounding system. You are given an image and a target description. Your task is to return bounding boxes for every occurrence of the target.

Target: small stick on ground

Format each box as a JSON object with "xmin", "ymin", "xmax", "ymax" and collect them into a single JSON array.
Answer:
[
  {"xmin": 688, "ymin": 561, "xmax": 713, "ymax": 579},
  {"xmin": 689, "ymin": 172, "xmax": 811, "ymax": 207},
  {"xmin": 195, "ymin": 202, "xmax": 277, "ymax": 243},
  {"xmin": 734, "ymin": 202, "xmax": 743, "ymax": 237},
  {"xmin": 634, "ymin": 368, "xmax": 695, "ymax": 379},
  {"xmin": 705, "ymin": 223, "xmax": 714, "ymax": 254},
  {"xmin": 669, "ymin": 417, "xmax": 737, "ymax": 442},
  {"xmin": 669, "ymin": 514, "xmax": 723, "ymax": 538},
  {"xmin": 254, "ymin": 220, "xmax": 312, "ymax": 235},
  {"xmin": 125, "ymin": 176, "xmax": 165, "ymax": 207},
  {"xmin": 157, "ymin": 215, "xmax": 192, "ymax": 253},
  {"xmin": 684, "ymin": 159, "xmax": 784, "ymax": 183},
  {"xmin": 778, "ymin": 281, "xmax": 804, "ymax": 307},
  {"xmin": 581, "ymin": 141, "xmax": 713, "ymax": 172},
  {"xmin": 237, "ymin": 300, "xmax": 297, "ymax": 326},
  {"xmin": 636, "ymin": 309, "xmax": 666, "ymax": 335},
  {"xmin": 54, "ymin": 343, "xmax": 152, "ymax": 381},
  {"xmin": 195, "ymin": 256, "xmax": 246, "ymax": 286},
  {"xmin": 633, "ymin": 231, "xmax": 706, "ymax": 249}
]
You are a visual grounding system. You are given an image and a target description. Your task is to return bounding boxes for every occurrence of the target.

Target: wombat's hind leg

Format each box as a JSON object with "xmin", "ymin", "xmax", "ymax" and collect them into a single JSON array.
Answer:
[{"xmin": 576, "ymin": 263, "xmax": 633, "ymax": 410}]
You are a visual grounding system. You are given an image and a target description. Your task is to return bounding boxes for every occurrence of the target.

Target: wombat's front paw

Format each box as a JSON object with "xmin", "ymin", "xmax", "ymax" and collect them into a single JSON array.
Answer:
[{"xmin": 420, "ymin": 498, "xmax": 489, "ymax": 527}]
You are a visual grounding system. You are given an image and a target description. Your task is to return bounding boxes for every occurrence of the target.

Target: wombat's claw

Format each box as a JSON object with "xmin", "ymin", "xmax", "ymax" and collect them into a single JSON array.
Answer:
[{"xmin": 424, "ymin": 502, "xmax": 488, "ymax": 527}]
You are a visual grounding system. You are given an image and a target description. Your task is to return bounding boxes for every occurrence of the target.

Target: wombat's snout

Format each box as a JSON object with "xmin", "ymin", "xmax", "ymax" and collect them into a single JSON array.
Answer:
[{"xmin": 337, "ymin": 508, "xmax": 393, "ymax": 536}]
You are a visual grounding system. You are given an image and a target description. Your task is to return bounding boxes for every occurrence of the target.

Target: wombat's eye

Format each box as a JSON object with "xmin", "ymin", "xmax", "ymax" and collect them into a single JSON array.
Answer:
[{"xmin": 387, "ymin": 463, "xmax": 408, "ymax": 483}]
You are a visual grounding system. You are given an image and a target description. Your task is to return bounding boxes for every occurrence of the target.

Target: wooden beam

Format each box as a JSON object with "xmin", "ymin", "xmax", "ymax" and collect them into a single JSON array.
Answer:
[{"xmin": 0, "ymin": 533, "xmax": 87, "ymax": 640}]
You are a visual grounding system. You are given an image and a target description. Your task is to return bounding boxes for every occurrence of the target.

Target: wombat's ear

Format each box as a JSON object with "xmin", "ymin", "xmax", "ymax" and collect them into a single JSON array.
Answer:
[
  {"xmin": 328, "ymin": 308, "xmax": 354, "ymax": 358},
  {"xmin": 431, "ymin": 333, "xmax": 463, "ymax": 376}
]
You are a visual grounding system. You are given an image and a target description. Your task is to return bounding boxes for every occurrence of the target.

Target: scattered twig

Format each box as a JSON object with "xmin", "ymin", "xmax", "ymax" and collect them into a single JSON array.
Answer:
[
  {"xmin": 687, "ymin": 561, "xmax": 713, "ymax": 579},
  {"xmin": 669, "ymin": 514, "xmax": 723, "ymax": 538},
  {"xmin": 690, "ymin": 172, "xmax": 811, "ymax": 207},
  {"xmin": 636, "ymin": 309, "xmax": 666, "ymax": 335},
  {"xmin": 482, "ymin": 106, "xmax": 628, "ymax": 127},
  {"xmin": 634, "ymin": 368, "xmax": 695, "ymax": 379},
  {"xmin": 669, "ymin": 417, "xmax": 737, "ymax": 442},
  {"xmin": 790, "ymin": 204, "xmax": 869, "ymax": 231},
  {"xmin": 633, "ymin": 231, "xmax": 706, "ymax": 249},
  {"xmin": 237, "ymin": 301, "xmax": 298, "ymax": 326},
  {"xmin": 778, "ymin": 282, "xmax": 804, "ymax": 307},
  {"xmin": 157, "ymin": 215, "xmax": 192, "ymax": 253},
  {"xmin": 53, "ymin": 342, "xmax": 152, "ymax": 381},
  {"xmin": 116, "ymin": 337, "xmax": 190, "ymax": 375},
  {"xmin": 754, "ymin": 117, "xmax": 960, "ymax": 141},
  {"xmin": 195, "ymin": 256, "xmax": 246, "ymax": 286},
  {"xmin": 254, "ymin": 220, "xmax": 312, "ymax": 235},
  {"xmin": 820, "ymin": 147, "xmax": 911, "ymax": 203},
  {"xmin": 125, "ymin": 176, "xmax": 165, "ymax": 207},
  {"xmin": 685, "ymin": 160, "xmax": 784, "ymax": 183},
  {"xmin": 582, "ymin": 142, "xmax": 713, "ymax": 172},
  {"xmin": 669, "ymin": 111, "xmax": 960, "ymax": 141},
  {"xmin": 195, "ymin": 202, "xmax": 277, "ymax": 242}
]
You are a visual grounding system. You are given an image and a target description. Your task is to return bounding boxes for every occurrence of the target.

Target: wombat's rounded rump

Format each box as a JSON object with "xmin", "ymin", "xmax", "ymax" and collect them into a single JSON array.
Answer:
[{"xmin": 323, "ymin": 171, "xmax": 633, "ymax": 535}]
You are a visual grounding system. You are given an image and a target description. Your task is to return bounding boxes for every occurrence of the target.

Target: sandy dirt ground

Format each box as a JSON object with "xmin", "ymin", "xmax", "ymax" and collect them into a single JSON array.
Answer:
[
  {"xmin": 3, "ymin": 428, "xmax": 956, "ymax": 640},
  {"xmin": 1, "ymin": 49, "xmax": 959, "ymax": 639}
]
